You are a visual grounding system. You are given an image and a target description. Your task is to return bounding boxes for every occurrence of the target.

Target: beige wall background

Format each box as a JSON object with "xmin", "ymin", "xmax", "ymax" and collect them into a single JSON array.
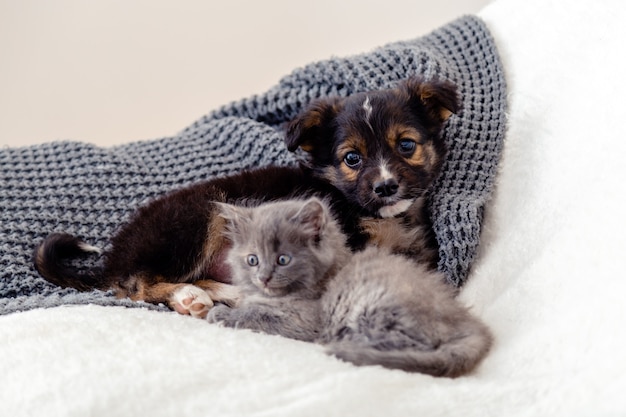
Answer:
[{"xmin": 0, "ymin": 0, "xmax": 491, "ymax": 147}]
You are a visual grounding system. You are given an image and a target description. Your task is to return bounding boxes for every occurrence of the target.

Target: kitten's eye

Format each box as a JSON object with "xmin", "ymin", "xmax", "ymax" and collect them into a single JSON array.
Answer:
[
  {"xmin": 246, "ymin": 254, "xmax": 259, "ymax": 266},
  {"xmin": 343, "ymin": 151, "xmax": 362, "ymax": 169},
  {"xmin": 398, "ymin": 139, "xmax": 417, "ymax": 156},
  {"xmin": 277, "ymin": 254, "xmax": 292, "ymax": 266}
]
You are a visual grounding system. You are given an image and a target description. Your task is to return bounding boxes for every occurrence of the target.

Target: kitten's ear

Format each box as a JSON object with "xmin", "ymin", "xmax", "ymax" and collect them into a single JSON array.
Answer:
[
  {"xmin": 215, "ymin": 202, "xmax": 251, "ymax": 237},
  {"xmin": 403, "ymin": 76, "xmax": 460, "ymax": 125},
  {"xmin": 291, "ymin": 198, "xmax": 327, "ymax": 240},
  {"xmin": 285, "ymin": 97, "xmax": 343, "ymax": 154}
]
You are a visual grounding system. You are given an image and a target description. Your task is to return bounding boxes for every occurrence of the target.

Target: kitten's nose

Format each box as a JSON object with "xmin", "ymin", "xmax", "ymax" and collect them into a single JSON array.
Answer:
[
  {"xmin": 373, "ymin": 178, "xmax": 399, "ymax": 197},
  {"xmin": 258, "ymin": 275, "xmax": 272, "ymax": 285}
]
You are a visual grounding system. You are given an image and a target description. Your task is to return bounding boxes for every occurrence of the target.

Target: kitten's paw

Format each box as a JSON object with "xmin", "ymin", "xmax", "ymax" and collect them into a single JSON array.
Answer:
[
  {"xmin": 206, "ymin": 304, "xmax": 234, "ymax": 325},
  {"xmin": 170, "ymin": 285, "xmax": 214, "ymax": 319}
]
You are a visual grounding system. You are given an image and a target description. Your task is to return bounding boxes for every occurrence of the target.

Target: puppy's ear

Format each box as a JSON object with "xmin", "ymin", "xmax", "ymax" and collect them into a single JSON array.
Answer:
[
  {"xmin": 285, "ymin": 97, "xmax": 342, "ymax": 153},
  {"xmin": 404, "ymin": 76, "xmax": 460, "ymax": 124}
]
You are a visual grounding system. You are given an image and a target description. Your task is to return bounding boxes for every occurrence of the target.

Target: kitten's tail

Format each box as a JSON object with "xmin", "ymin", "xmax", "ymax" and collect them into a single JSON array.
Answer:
[
  {"xmin": 326, "ymin": 324, "xmax": 493, "ymax": 378},
  {"xmin": 34, "ymin": 233, "xmax": 105, "ymax": 291}
]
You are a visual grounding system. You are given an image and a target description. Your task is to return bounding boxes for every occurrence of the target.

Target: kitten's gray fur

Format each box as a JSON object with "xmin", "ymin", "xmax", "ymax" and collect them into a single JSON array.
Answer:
[
  {"xmin": 208, "ymin": 197, "xmax": 493, "ymax": 377},
  {"xmin": 208, "ymin": 197, "xmax": 350, "ymax": 341}
]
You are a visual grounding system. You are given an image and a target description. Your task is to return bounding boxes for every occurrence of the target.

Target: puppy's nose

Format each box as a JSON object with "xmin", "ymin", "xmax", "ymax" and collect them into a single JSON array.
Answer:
[{"xmin": 373, "ymin": 178, "xmax": 399, "ymax": 197}]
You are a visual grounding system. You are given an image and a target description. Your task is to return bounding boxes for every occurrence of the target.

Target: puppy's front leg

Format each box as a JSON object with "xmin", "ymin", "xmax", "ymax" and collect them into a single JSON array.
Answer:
[
  {"xmin": 170, "ymin": 281, "xmax": 241, "ymax": 319},
  {"xmin": 194, "ymin": 279, "xmax": 241, "ymax": 307},
  {"xmin": 136, "ymin": 281, "xmax": 240, "ymax": 319}
]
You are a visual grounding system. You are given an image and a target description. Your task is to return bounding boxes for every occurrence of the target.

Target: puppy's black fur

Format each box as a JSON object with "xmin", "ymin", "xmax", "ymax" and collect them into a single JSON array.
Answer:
[
  {"xmin": 34, "ymin": 76, "xmax": 459, "ymax": 314},
  {"xmin": 35, "ymin": 166, "xmax": 367, "ymax": 311}
]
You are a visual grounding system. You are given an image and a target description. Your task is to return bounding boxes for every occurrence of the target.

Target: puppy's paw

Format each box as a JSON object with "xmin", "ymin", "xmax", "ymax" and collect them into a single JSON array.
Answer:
[{"xmin": 170, "ymin": 285, "xmax": 214, "ymax": 319}]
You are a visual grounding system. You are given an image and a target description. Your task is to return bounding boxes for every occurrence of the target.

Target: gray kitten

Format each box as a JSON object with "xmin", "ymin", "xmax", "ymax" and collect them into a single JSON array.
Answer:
[{"xmin": 208, "ymin": 197, "xmax": 492, "ymax": 377}]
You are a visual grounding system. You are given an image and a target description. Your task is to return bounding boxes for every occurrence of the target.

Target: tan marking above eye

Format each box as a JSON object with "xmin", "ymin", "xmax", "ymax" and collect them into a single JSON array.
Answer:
[
  {"xmin": 336, "ymin": 136, "xmax": 367, "ymax": 161},
  {"xmin": 384, "ymin": 126, "xmax": 427, "ymax": 166},
  {"xmin": 334, "ymin": 138, "xmax": 363, "ymax": 182},
  {"xmin": 386, "ymin": 126, "xmax": 422, "ymax": 150},
  {"xmin": 336, "ymin": 137, "xmax": 367, "ymax": 173}
]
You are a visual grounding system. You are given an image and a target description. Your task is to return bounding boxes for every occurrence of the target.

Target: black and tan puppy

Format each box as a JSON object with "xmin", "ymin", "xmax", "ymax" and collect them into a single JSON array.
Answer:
[
  {"xmin": 34, "ymin": 76, "xmax": 458, "ymax": 318},
  {"xmin": 35, "ymin": 167, "xmax": 367, "ymax": 318},
  {"xmin": 286, "ymin": 76, "xmax": 459, "ymax": 268}
]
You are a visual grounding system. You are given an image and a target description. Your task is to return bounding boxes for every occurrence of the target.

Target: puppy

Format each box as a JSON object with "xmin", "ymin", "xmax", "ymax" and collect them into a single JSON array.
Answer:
[
  {"xmin": 34, "ymin": 166, "xmax": 367, "ymax": 318},
  {"xmin": 34, "ymin": 76, "xmax": 458, "ymax": 318},
  {"xmin": 286, "ymin": 76, "xmax": 459, "ymax": 268}
]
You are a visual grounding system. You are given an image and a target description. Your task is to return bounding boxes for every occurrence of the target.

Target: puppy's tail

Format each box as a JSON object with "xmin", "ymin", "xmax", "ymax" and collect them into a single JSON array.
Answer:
[
  {"xmin": 33, "ymin": 233, "xmax": 105, "ymax": 291},
  {"xmin": 325, "ymin": 324, "xmax": 492, "ymax": 378}
]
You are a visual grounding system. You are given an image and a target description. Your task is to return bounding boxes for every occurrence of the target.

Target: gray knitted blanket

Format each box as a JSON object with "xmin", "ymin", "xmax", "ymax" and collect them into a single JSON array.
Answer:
[{"xmin": 0, "ymin": 16, "xmax": 506, "ymax": 315}]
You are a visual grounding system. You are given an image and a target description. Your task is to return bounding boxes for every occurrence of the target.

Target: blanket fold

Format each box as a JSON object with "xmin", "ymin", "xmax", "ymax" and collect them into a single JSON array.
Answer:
[{"xmin": 0, "ymin": 15, "xmax": 506, "ymax": 315}]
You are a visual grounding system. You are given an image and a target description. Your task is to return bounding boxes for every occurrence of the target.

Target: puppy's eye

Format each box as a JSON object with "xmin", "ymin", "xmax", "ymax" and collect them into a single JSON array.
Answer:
[
  {"xmin": 246, "ymin": 254, "xmax": 259, "ymax": 266},
  {"xmin": 343, "ymin": 151, "xmax": 362, "ymax": 169},
  {"xmin": 398, "ymin": 139, "xmax": 417, "ymax": 156},
  {"xmin": 277, "ymin": 254, "xmax": 291, "ymax": 266}
]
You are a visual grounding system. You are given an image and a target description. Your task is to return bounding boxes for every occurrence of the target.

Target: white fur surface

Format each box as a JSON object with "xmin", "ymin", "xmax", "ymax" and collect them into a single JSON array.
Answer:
[{"xmin": 2, "ymin": 0, "xmax": 626, "ymax": 415}]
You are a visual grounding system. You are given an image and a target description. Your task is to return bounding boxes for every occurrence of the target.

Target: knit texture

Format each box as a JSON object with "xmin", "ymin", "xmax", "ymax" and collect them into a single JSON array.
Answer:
[{"xmin": 0, "ymin": 16, "xmax": 506, "ymax": 315}]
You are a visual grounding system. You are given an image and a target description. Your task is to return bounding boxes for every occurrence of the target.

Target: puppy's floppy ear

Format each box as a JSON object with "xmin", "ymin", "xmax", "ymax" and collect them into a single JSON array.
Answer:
[
  {"xmin": 285, "ymin": 97, "xmax": 343, "ymax": 153},
  {"xmin": 403, "ymin": 76, "xmax": 460, "ymax": 124}
]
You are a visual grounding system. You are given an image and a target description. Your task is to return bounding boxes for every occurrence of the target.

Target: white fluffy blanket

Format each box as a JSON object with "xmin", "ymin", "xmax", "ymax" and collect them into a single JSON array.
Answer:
[{"xmin": 2, "ymin": 0, "xmax": 626, "ymax": 415}]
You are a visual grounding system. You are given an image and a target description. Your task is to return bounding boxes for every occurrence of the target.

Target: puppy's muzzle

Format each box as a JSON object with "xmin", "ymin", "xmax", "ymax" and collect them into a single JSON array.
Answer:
[{"xmin": 373, "ymin": 178, "xmax": 399, "ymax": 198}]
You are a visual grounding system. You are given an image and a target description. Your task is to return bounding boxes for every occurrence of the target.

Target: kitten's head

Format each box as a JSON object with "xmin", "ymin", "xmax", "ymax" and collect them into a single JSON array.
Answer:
[{"xmin": 218, "ymin": 197, "xmax": 347, "ymax": 297}]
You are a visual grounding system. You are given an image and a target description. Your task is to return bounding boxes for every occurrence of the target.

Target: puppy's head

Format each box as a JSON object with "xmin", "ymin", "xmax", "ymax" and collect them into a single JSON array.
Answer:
[{"xmin": 286, "ymin": 76, "xmax": 459, "ymax": 218}]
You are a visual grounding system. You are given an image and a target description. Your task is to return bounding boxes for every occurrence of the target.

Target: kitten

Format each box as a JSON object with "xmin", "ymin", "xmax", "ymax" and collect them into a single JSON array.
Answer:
[
  {"xmin": 208, "ymin": 197, "xmax": 493, "ymax": 377},
  {"xmin": 319, "ymin": 246, "xmax": 493, "ymax": 377},
  {"xmin": 208, "ymin": 197, "xmax": 351, "ymax": 341}
]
